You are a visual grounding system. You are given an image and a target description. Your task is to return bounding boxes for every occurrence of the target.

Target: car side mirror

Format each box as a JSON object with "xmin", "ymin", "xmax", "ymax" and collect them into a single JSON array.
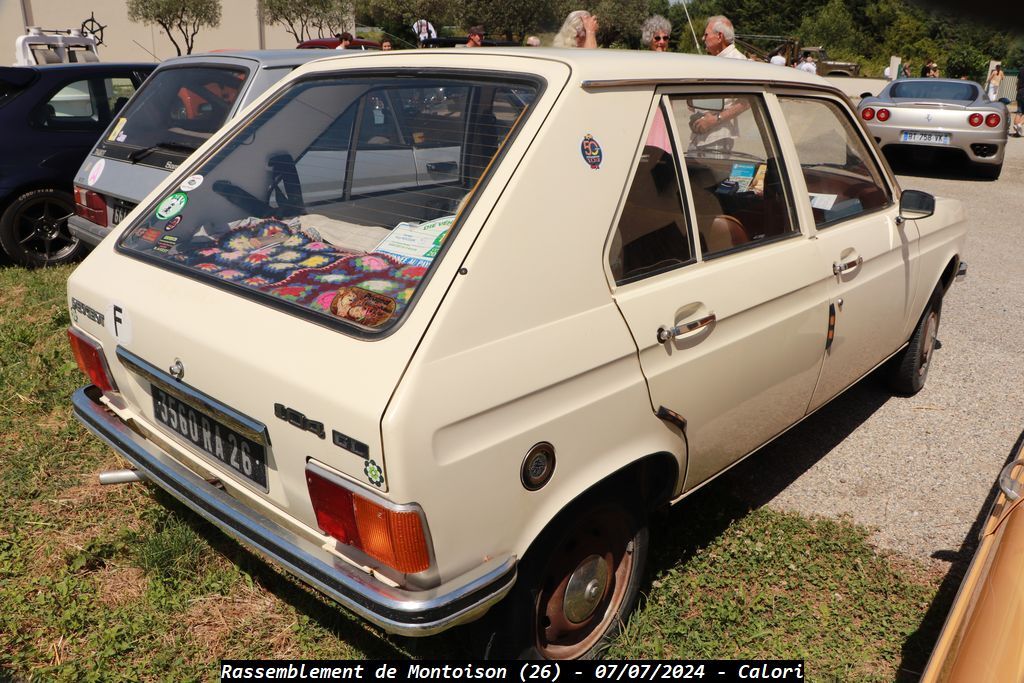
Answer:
[
  {"xmin": 897, "ymin": 189, "xmax": 934, "ymax": 223},
  {"xmin": 859, "ymin": 91, "xmax": 873, "ymax": 99}
]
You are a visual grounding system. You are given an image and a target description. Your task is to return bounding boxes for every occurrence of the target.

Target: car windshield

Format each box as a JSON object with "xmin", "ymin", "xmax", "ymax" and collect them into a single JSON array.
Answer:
[
  {"xmin": 889, "ymin": 81, "xmax": 979, "ymax": 102},
  {"xmin": 95, "ymin": 65, "xmax": 248, "ymax": 166},
  {"xmin": 118, "ymin": 73, "xmax": 538, "ymax": 334}
]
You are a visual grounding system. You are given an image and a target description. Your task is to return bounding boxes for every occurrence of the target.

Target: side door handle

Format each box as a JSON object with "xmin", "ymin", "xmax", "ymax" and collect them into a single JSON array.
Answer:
[
  {"xmin": 833, "ymin": 254, "xmax": 863, "ymax": 275},
  {"xmin": 657, "ymin": 312, "xmax": 716, "ymax": 343}
]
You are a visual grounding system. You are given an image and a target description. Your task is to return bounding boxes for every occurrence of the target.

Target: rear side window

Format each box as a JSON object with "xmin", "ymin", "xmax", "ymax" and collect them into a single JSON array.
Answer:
[
  {"xmin": 118, "ymin": 74, "xmax": 538, "ymax": 334},
  {"xmin": 33, "ymin": 77, "xmax": 140, "ymax": 131},
  {"xmin": 778, "ymin": 97, "xmax": 891, "ymax": 227},
  {"xmin": 96, "ymin": 65, "xmax": 247, "ymax": 166},
  {"xmin": 889, "ymin": 81, "xmax": 979, "ymax": 102},
  {"xmin": 610, "ymin": 104, "xmax": 693, "ymax": 284}
]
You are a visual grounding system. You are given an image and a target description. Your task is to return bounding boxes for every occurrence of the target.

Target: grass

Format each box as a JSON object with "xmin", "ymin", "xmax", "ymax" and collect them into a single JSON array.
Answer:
[{"xmin": 0, "ymin": 264, "xmax": 955, "ymax": 681}]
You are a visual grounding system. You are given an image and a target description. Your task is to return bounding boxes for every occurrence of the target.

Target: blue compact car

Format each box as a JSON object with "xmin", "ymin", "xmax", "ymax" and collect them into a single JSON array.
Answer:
[{"xmin": 0, "ymin": 62, "xmax": 153, "ymax": 266}]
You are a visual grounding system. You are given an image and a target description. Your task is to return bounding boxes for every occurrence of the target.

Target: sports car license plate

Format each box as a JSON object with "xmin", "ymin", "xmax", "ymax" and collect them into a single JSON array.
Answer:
[
  {"xmin": 900, "ymin": 130, "xmax": 950, "ymax": 145},
  {"xmin": 151, "ymin": 385, "xmax": 268, "ymax": 489}
]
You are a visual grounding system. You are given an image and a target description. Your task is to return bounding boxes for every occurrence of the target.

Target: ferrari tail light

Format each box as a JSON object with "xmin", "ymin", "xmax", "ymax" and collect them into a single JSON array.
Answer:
[
  {"xmin": 968, "ymin": 113, "xmax": 984, "ymax": 127},
  {"xmin": 67, "ymin": 327, "xmax": 117, "ymax": 392},
  {"xmin": 73, "ymin": 186, "xmax": 108, "ymax": 228},
  {"xmin": 861, "ymin": 107, "xmax": 875, "ymax": 121},
  {"xmin": 876, "ymin": 108, "xmax": 891, "ymax": 121},
  {"xmin": 985, "ymin": 113, "xmax": 1001, "ymax": 128},
  {"xmin": 306, "ymin": 465, "xmax": 432, "ymax": 574}
]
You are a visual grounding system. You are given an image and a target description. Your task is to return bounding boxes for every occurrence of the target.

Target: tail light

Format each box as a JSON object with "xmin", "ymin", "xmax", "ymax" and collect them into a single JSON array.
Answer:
[
  {"xmin": 876, "ymin": 108, "xmax": 891, "ymax": 122},
  {"xmin": 861, "ymin": 107, "xmax": 875, "ymax": 120},
  {"xmin": 986, "ymin": 113, "xmax": 1001, "ymax": 128},
  {"xmin": 306, "ymin": 464, "xmax": 431, "ymax": 574},
  {"xmin": 73, "ymin": 186, "xmax": 108, "ymax": 228},
  {"xmin": 67, "ymin": 327, "xmax": 117, "ymax": 392},
  {"xmin": 968, "ymin": 113, "xmax": 984, "ymax": 127}
]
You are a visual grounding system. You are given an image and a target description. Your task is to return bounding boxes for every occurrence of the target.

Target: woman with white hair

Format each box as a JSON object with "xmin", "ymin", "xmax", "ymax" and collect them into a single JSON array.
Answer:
[
  {"xmin": 553, "ymin": 10, "xmax": 599, "ymax": 48},
  {"xmin": 641, "ymin": 15, "xmax": 672, "ymax": 52}
]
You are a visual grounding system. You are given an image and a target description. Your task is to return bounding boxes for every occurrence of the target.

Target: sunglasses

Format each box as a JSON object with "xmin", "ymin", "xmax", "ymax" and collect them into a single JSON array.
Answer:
[{"xmin": 653, "ymin": 35, "xmax": 669, "ymax": 42}]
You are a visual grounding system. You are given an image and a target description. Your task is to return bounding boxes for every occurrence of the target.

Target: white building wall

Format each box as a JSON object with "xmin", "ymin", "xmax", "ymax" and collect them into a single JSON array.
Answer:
[{"xmin": 5, "ymin": 0, "xmax": 351, "ymax": 64}]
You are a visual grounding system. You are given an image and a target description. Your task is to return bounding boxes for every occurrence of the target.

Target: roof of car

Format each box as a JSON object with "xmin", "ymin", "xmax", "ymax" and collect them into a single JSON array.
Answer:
[
  {"xmin": 289, "ymin": 47, "xmax": 829, "ymax": 88},
  {"xmin": 158, "ymin": 49, "xmax": 332, "ymax": 69}
]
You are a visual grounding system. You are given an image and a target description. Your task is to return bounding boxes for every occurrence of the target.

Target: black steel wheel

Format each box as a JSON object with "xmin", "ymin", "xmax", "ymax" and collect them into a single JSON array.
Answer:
[
  {"xmin": 888, "ymin": 289, "xmax": 942, "ymax": 395},
  {"xmin": 0, "ymin": 188, "xmax": 86, "ymax": 267}
]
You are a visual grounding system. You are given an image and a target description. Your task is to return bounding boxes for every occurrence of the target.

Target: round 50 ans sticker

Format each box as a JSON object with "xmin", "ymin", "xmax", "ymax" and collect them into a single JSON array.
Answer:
[
  {"xmin": 180, "ymin": 174, "xmax": 204, "ymax": 192},
  {"xmin": 155, "ymin": 192, "xmax": 188, "ymax": 220}
]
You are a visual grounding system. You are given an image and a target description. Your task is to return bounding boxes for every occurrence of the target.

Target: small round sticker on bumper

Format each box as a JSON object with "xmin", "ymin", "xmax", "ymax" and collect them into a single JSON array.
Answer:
[
  {"xmin": 180, "ymin": 174, "xmax": 204, "ymax": 192},
  {"xmin": 155, "ymin": 192, "xmax": 188, "ymax": 220},
  {"xmin": 581, "ymin": 133, "xmax": 603, "ymax": 169}
]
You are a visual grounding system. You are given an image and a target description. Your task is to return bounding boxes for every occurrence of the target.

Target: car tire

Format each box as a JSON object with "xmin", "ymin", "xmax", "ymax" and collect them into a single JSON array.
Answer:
[
  {"xmin": 888, "ymin": 289, "xmax": 942, "ymax": 395},
  {"xmin": 483, "ymin": 496, "xmax": 648, "ymax": 660},
  {"xmin": 973, "ymin": 162, "xmax": 1002, "ymax": 180},
  {"xmin": 0, "ymin": 188, "xmax": 86, "ymax": 267}
]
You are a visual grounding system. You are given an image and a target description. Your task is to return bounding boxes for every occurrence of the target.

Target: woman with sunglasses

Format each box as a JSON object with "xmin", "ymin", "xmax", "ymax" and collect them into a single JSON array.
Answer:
[{"xmin": 642, "ymin": 15, "xmax": 672, "ymax": 52}]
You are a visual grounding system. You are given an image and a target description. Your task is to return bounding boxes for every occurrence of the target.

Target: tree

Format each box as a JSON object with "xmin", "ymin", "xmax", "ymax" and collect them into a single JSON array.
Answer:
[
  {"xmin": 263, "ymin": 0, "xmax": 354, "ymax": 43},
  {"xmin": 944, "ymin": 44, "xmax": 989, "ymax": 82},
  {"xmin": 127, "ymin": 0, "xmax": 221, "ymax": 56},
  {"xmin": 456, "ymin": 0, "xmax": 554, "ymax": 42}
]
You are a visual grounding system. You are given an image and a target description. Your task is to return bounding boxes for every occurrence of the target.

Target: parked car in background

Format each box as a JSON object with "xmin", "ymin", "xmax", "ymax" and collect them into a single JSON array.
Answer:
[
  {"xmin": 921, "ymin": 448, "xmax": 1024, "ymax": 682},
  {"xmin": 296, "ymin": 37, "xmax": 381, "ymax": 50},
  {"xmin": 858, "ymin": 78, "xmax": 1009, "ymax": 179},
  {"xmin": 69, "ymin": 49, "xmax": 966, "ymax": 659},
  {"xmin": 0, "ymin": 62, "xmax": 153, "ymax": 266},
  {"xmin": 68, "ymin": 50, "xmax": 330, "ymax": 249}
]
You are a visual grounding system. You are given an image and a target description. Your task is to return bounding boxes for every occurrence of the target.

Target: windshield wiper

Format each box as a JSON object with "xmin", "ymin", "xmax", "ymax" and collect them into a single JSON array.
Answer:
[{"xmin": 127, "ymin": 141, "xmax": 198, "ymax": 164}]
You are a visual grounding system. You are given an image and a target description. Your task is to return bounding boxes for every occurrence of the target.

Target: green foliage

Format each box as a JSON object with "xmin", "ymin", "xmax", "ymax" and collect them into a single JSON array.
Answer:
[
  {"xmin": 263, "ymin": 0, "xmax": 353, "ymax": 43},
  {"xmin": 456, "ymin": 0, "xmax": 554, "ymax": 41},
  {"xmin": 945, "ymin": 44, "xmax": 989, "ymax": 82},
  {"xmin": 798, "ymin": 0, "xmax": 863, "ymax": 55},
  {"xmin": 126, "ymin": 0, "xmax": 221, "ymax": 55}
]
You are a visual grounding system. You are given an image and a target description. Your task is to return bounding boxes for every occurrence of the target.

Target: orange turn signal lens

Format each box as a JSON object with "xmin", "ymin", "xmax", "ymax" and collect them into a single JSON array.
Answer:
[
  {"xmin": 353, "ymin": 497, "xmax": 431, "ymax": 574},
  {"xmin": 67, "ymin": 327, "xmax": 117, "ymax": 392},
  {"xmin": 306, "ymin": 464, "xmax": 432, "ymax": 575}
]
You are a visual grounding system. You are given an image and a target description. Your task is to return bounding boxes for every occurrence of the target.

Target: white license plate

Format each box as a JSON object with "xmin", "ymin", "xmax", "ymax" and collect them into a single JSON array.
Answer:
[
  {"xmin": 900, "ymin": 130, "xmax": 950, "ymax": 145},
  {"xmin": 151, "ymin": 385, "xmax": 268, "ymax": 489}
]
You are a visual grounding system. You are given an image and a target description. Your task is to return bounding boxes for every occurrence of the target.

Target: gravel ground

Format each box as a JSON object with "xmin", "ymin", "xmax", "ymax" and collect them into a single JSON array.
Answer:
[{"xmin": 716, "ymin": 136, "xmax": 1024, "ymax": 569}]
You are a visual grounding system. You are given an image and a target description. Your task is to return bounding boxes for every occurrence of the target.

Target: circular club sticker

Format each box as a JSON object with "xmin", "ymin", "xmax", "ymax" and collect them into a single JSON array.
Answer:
[
  {"xmin": 155, "ymin": 192, "xmax": 188, "ymax": 220},
  {"xmin": 180, "ymin": 174, "xmax": 204, "ymax": 192},
  {"xmin": 581, "ymin": 133, "xmax": 603, "ymax": 169},
  {"xmin": 87, "ymin": 158, "xmax": 106, "ymax": 185}
]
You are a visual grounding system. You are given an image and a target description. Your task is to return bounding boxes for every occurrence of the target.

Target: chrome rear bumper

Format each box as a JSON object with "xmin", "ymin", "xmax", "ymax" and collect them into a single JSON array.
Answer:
[{"xmin": 72, "ymin": 386, "xmax": 516, "ymax": 636}]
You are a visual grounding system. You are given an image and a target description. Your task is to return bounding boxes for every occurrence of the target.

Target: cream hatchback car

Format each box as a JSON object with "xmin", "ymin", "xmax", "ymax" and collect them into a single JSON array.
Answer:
[{"xmin": 67, "ymin": 49, "xmax": 966, "ymax": 659}]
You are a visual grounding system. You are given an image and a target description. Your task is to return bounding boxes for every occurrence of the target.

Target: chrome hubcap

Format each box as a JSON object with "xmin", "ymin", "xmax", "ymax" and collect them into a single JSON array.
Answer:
[{"xmin": 563, "ymin": 554, "xmax": 609, "ymax": 623}]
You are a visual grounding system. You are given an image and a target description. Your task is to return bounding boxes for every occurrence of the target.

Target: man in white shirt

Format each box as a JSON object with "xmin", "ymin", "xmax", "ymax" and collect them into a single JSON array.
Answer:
[
  {"xmin": 690, "ymin": 16, "xmax": 747, "ymax": 150},
  {"xmin": 770, "ymin": 52, "xmax": 786, "ymax": 66},
  {"xmin": 797, "ymin": 53, "xmax": 818, "ymax": 75}
]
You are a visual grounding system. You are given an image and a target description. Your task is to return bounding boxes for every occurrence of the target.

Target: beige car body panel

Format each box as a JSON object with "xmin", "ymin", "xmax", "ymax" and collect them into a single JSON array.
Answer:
[
  {"xmin": 922, "ymin": 459, "xmax": 1024, "ymax": 683},
  {"xmin": 67, "ymin": 49, "xmax": 967, "ymax": 636}
]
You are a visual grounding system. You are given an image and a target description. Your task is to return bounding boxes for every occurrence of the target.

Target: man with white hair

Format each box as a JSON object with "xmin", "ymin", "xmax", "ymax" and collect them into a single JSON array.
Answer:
[
  {"xmin": 702, "ymin": 15, "xmax": 744, "ymax": 60},
  {"xmin": 690, "ymin": 15, "xmax": 747, "ymax": 147}
]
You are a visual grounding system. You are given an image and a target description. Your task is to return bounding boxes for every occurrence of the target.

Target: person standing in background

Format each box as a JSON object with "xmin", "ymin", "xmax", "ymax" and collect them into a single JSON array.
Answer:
[
  {"xmin": 466, "ymin": 26, "xmax": 485, "ymax": 48},
  {"xmin": 642, "ymin": 15, "xmax": 672, "ymax": 53},
  {"xmin": 554, "ymin": 11, "xmax": 599, "ymax": 48},
  {"xmin": 986, "ymin": 65, "xmax": 1004, "ymax": 102}
]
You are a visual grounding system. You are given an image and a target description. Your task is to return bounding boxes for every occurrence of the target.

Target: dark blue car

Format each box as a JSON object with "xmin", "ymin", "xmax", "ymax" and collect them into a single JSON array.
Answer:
[{"xmin": 0, "ymin": 62, "xmax": 154, "ymax": 266}]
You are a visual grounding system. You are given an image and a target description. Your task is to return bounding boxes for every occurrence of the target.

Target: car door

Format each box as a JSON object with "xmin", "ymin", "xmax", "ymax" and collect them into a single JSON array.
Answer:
[
  {"xmin": 610, "ymin": 92, "xmax": 830, "ymax": 490},
  {"xmin": 775, "ymin": 94, "xmax": 919, "ymax": 411}
]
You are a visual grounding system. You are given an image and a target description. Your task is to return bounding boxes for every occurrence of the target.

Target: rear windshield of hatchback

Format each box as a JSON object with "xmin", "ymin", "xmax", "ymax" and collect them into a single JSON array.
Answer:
[
  {"xmin": 117, "ymin": 72, "xmax": 538, "ymax": 334},
  {"xmin": 95, "ymin": 65, "xmax": 248, "ymax": 166},
  {"xmin": 889, "ymin": 81, "xmax": 980, "ymax": 102}
]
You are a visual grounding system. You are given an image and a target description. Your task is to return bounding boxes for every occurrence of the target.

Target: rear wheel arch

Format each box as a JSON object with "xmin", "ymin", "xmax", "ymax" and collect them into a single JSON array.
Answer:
[{"xmin": 483, "ymin": 452, "xmax": 677, "ymax": 659}]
